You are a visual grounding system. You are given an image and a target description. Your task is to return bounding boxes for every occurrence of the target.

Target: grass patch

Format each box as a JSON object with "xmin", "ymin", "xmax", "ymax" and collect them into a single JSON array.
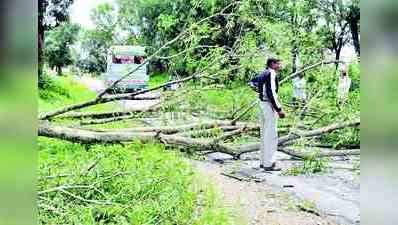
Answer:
[
  {"xmin": 185, "ymin": 83, "xmax": 258, "ymax": 121},
  {"xmin": 38, "ymin": 74, "xmax": 116, "ymax": 113},
  {"xmin": 38, "ymin": 138, "xmax": 237, "ymax": 225},
  {"xmin": 148, "ymin": 72, "xmax": 170, "ymax": 88},
  {"xmin": 283, "ymin": 151, "xmax": 329, "ymax": 176}
]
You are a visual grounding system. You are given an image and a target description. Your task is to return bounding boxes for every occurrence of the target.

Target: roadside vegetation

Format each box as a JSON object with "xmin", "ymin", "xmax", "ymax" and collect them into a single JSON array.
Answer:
[{"xmin": 38, "ymin": 75, "xmax": 237, "ymax": 225}]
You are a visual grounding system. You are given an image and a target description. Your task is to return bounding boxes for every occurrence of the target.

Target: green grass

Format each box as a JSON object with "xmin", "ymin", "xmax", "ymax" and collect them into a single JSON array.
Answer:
[
  {"xmin": 38, "ymin": 138, "xmax": 236, "ymax": 225},
  {"xmin": 185, "ymin": 83, "xmax": 258, "ymax": 121},
  {"xmin": 38, "ymin": 74, "xmax": 116, "ymax": 113},
  {"xmin": 148, "ymin": 72, "xmax": 170, "ymax": 88},
  {"xmin": 283, "ymin": 151, "xmax": 329, "ymax": 176}
]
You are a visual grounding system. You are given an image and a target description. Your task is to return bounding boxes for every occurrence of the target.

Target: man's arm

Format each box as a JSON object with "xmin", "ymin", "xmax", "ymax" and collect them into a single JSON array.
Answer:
[{"xmin": 265, "ymin": 71, "xmax": 282, "ymax": 112}]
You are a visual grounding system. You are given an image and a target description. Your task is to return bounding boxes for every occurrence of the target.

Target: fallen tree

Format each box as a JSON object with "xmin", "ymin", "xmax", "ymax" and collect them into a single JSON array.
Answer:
[
  {"xmin": 38, "ymin": 121, "xmax": 240, "ymax": 156},
  {"xmin": 87, "ymin": 120, "xmax": 256, "ymax": 134},
  {"xmin": 38, "ymin": 118, "xmax": 360, "ymax": 159},
  {"xmin": 38, "ymin": 121, "xmax": 157, "ymax": 143},
  {"xmin": 232, "ymin": 119, "xmax": 360, "ymax": 157},
  {"xmin": 278, "ymin": 147, "xmax": 360, "ymax": 159},
  {"xmin": 59, "ymin": 106, "xmax": 161, "ymax": 119}
]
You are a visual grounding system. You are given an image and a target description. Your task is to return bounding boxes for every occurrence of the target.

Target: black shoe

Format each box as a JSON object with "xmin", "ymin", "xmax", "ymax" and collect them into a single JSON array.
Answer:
[{"xmin": 260, "ymin": 162, "xmax": 282, "ymax": 171}]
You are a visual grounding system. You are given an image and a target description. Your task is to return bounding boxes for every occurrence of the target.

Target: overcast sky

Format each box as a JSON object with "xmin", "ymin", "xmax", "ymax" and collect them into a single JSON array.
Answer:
[{"xmin": 70, "ymin": 0, "xmax": 116, "ymax": 29}]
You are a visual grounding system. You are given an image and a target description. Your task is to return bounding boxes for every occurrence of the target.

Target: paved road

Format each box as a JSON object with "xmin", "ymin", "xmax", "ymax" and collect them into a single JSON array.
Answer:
[{"xmin": 205, "ymin": 151, "xmax": 360, "ymax": 225}]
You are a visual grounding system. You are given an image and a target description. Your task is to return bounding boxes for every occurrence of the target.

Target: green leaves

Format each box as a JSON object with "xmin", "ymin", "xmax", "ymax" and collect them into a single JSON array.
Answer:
[
  {"xmin": 158, "ymin": 14, "xmax": 178, "ymax": 32},
  {"xmin": 38, "ymin": 139, "xmax": 194, "ymax": 224},
  {"xmin": 90, "ymin": 3, "xmax": 118, "ymax": 31},
  {"xmin": 44, "ymin": 22, "xmax": 80, "ymax": 74}
]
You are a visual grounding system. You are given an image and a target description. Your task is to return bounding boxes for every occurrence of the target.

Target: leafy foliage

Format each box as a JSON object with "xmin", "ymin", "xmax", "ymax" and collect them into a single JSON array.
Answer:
[
  {"xmin": 115, "ymin": 0, "xmax": 356, "ymax": 83},
  {"xmin": 38, "ymin": 73, "xmax": 70, "ymax": 100},
  {"xmin": 44, "ymin": 22, "xmax": 80, "ymax": 75},
  {"xmin": 77, "ymin": 3, "xmax": 118, "ymax": 74}
]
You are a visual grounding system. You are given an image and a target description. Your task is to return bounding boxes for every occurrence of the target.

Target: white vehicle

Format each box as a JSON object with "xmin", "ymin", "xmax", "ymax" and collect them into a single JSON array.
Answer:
[{"xmin": 104, "ymin": 45, "xmax": 148, "ymax": 92}]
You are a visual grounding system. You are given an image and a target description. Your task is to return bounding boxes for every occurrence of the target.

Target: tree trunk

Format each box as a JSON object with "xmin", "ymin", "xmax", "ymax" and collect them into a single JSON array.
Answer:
[
  {"xmin": 291, "ymin": 9, "xmax": 299, "ymax": 74},
  {"xmin": 292, "ymin": 47, "xmax": 299, "ymax": 73},
  {"xmin": 38, "ymin": 121, "xmax": 240, "ymax": 156},
  {"xmin": 349, "ymin": 16, "xmax": 360, "ymax": 57},
  {"xmin": 57, "ymin": 66, "xmax": 62, "ymax": 76},
  {"xmin": 278, "ymin": 147, "xmax": 360, "ymax": 159},
  {"xmin": 38, "ymin": 1, "xmax": 45, "ymax": 88},
  {"xmin": 38, "ymin": 118, "xmax": 359, "ymax": 160},
  {"xmin": 234, "ymin": 119, "xmax": 360, "ymax": 157},
  {"xmin": 335, "ymin": 45, "xmax": 342, "ymax": 70},
  {"xmin": 38, "ymin": 122, "xmax": 157, "ymax": 144}
]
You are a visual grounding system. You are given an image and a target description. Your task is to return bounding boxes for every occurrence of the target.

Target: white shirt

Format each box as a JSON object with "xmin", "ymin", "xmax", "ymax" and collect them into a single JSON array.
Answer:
[
  {"xmin": 292, "ymin": 76, "xmax": 307, "ymax": 100},
  {"xmin": 337, "ymin": 76, "xmax": 351, "ymax": 100}
]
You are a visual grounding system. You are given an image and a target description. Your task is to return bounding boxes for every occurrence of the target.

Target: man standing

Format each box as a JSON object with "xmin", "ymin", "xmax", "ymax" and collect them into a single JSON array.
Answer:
[
  {"xmin": 292, "ymin": 53, "xmax": 307, "ymax": 105},
  {"xmin": 337, "ymin": 66, "xmax": 351, "ymax": 106},
  {"xmin": 257, "ymin": 58, "xmax": 286, "ymax": 171},
  {"xmin": 292, "ymin": 72, "xmax": 307, "ymax": 104}
]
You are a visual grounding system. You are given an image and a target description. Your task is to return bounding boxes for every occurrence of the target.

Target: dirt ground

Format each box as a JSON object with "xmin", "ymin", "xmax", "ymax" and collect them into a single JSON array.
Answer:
[{"xmin": 193, "ymin": 159, "xmax": 340, "ymax": 225}]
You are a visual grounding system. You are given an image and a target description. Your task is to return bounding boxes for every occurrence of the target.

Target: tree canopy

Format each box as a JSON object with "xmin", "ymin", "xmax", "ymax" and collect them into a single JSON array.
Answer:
[{"xmin": 44, "ymin": 23, "xmax": 80, "ymax": 75}]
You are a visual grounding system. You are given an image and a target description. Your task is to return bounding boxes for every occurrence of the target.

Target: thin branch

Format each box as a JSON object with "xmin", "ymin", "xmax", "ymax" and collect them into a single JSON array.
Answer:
[
  {"xmin": 39, "ymin": 74, "xmax": 201, "ymax": 120},
  {"xmin": 156, "ymin": 45, "xmax": 221, "ymax": 59},
  {"xmin": 280, "ymin": 60, "xmax": 346, "ymax": 84},
  {"xmin": 231, "ymin": 101, "xmax": 258, "ymax": 124},
  {"xmin": 38, "ymin": 185, "xmax": 94, "ymax": 195},
  {"xmin": 59, "ymin": 189, "xmax": 116, "ymax": 205},
  {"xmin": 278, "ymin": 147, "xmax": 360, "ymax": 159}
]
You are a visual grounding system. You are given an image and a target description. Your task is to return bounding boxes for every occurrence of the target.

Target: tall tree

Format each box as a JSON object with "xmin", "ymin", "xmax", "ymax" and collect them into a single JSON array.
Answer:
[
  {"xmin": 283, "ymin": 0, "xmax": 318, "ymax": 73},
  {"xmin": 347, "ymin": 0, "xmax": 360, "ymax": 57},
  {"xmin": 38, "ymin": 0, "xmax": 74, "ymax": 87},
  {"xmin": 77, "ymin": 3, "xmax": 117, "ymax": 74},
  {"xmin": 116, "ymin": 0, "xmax": 277, "ymax": 78},
  {"xmin": 317, "ymin": 0, "xmax": 351, "ymax": 66},
  {"xmin": 44, "ymin": 23, "xmax": 80, "ymax": 75}
]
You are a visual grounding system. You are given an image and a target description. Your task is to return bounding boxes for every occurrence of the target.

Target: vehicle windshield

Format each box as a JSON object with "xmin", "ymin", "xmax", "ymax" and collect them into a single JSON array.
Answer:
[{"xmin": 112, "ymin": 55, "xmax": 145, "ymax": 64}]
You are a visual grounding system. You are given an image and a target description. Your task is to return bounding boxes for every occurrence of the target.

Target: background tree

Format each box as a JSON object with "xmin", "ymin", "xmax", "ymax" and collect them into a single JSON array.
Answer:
[
  {"xmin": 38, "ymin": 0, "xmax": 74, "ymax": 87},
  {"xmin": 76, "ymin": 3, "xmax": 118, "ymax": 74},
  {"xmin": 116, "ymin": 0, "xmax": 286, "ymax": 80},
  {"xmin": 44, "ymin": 23, "xmax": 80, "ymax": 75},
  {"xmin": 347, "ymin": 0, "xmax": 360, "ymax": 56},
  {"xmin": 317, "ymin": 0, "xmax": 352, "ymax": 66}
]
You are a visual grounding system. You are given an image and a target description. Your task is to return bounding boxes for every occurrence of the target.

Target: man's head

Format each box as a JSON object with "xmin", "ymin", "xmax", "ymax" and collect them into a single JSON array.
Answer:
[{"xmin": 266, "ymin": 58, "xmax": 282, "ymax": 71}]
